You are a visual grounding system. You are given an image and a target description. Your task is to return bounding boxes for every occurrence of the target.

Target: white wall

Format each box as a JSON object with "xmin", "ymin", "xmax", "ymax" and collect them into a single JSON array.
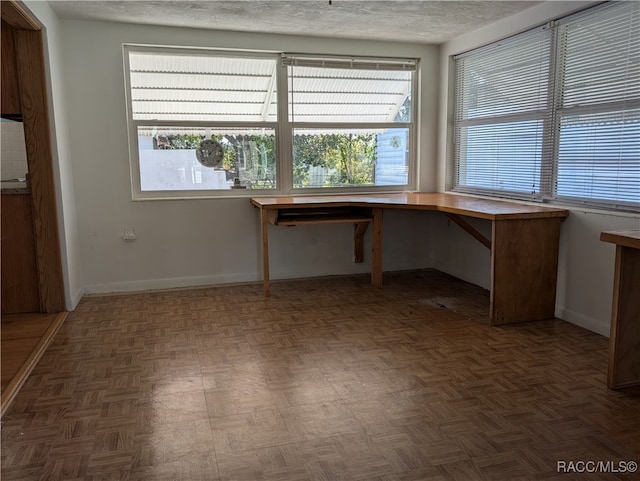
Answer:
[
  {"xmin": 437, "ymin": 0, "xmax": 640, "ymax": 336},
  {"xmin": 31, "ymin": 2, "xmax": 638, "ymax": 336},
  {"xmin": 23, "ymin": 1, "xmax": 85, "ymax": 309},
  {"xmin": 57, "ymin": 19, "xmax": 439, "ymax": 294}
]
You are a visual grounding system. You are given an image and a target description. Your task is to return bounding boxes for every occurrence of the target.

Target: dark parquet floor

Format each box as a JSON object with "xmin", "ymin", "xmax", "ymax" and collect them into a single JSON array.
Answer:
[{"xmin": 2, "ymin": 269, "xmax": 639, "ymax": 481}]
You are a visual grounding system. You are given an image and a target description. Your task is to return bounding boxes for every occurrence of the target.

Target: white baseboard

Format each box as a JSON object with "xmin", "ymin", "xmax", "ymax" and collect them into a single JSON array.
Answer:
[
  {"xmin": 84, "ymin": 272, "xmax": 261, "ymax": 295},
  {"xmin": 80, "ymin": 264, "xmax": 377, "ymax": 297},
  {"xmin": 82, "ymin": 273, "xmax": 612, "ymax": 341},
  {"xmin": 556, "ymin": 306, "xmax": 610, "ymax": 337},
  {"xmin": 67, "ymin": 286, "xmax": 85, "ymax": 310}
]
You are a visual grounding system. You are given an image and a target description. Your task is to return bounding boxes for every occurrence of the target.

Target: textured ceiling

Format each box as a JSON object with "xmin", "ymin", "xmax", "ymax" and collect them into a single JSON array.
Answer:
[{"xmin": 47, "ymin": 1, "xmax": 541, "ymax": 44}]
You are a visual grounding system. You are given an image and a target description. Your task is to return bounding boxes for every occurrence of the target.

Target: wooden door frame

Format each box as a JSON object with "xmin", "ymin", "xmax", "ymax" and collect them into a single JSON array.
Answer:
[{"xmin": 2, "ymin": 0, "xmax": 65, "ymax": 312}]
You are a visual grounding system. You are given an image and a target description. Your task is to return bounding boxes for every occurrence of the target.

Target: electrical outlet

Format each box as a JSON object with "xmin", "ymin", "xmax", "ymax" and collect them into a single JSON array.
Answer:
[{"xmin": 123, "ymin": 228, "xmax": 136, "ymax": 242}]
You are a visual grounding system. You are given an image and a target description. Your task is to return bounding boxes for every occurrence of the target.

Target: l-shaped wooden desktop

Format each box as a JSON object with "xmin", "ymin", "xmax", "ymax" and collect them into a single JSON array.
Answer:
[{"xmin": 251, "ymin": 193, "xmax": 569, "ymax": 326}]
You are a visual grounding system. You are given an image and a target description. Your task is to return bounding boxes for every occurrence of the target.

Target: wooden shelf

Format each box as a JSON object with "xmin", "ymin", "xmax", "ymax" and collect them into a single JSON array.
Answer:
[
  {"xmin": 277, "ymin": 214, "xmax": 372, "ymax": 227},
  {"xmin": 272, "ymin": 207, "xmax": 373, "ymax": 226}
]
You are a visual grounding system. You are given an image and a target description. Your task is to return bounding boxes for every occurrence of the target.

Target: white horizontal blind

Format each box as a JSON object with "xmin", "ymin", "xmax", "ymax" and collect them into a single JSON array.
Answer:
[
  {"xmin": 282, "ymin": 54, "xmax": 416, "ymax": 71},
  {"xmin": 453, "ymin": 27, "xmax": 552, "ymax": 199},
  {"xmin": 453, "ymin": 1, "xmax": 640, "ymax": 212},
  {"xmin": 127, "ymin": 50, "xmax": 278, "ymax": 122},
  {"xmin": 284, "ymin": 55, "xmax": 415, "ymax": 124},
  {"xmin": 282, "ymin": 54, "xmax": 416, "ymax": 189},
  {"xmin": 554, "ymin": 1, "xmax": 640, "ymax": 209}
]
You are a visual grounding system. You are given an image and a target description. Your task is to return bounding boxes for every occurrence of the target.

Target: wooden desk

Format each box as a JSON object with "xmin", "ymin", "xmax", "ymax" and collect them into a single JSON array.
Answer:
[
  {"xmin": 601, "ymin": 229, "xmax": 640, "ymax": 389},
  {"xmin": 251, "ymin": 193, "xmax": 569, "ymax": 326}
]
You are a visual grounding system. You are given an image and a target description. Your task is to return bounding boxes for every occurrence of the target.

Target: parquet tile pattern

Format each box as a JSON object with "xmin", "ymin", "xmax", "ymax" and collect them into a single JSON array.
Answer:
[{"xmin": 2, "ymin": 269, "xmax": 639, "ymax": 481}]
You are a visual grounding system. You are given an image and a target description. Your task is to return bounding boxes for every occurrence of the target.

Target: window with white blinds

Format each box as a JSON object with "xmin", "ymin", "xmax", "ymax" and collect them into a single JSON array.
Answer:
[
  {"xmin": 283, "ymin": 55, "xmax": 415, "ymax": 124},
  {"xmin": 124, "ymin": 48, "xmax": 417, "ymax": 198},
  {"xmin": 283, "ymin": 55, "xmax": 416, "ymax": 189},
  {"xmin": 454, "ymin": 27, "xmax": 552, "ymax": 199},
  {"xmin": 124, "ymin": 49, "xmax": 279, "ymax": 195},
  {"xmin": 453, "ymin": 1, "xmax": 640, "ymax": 211},
  {"xmin": 555, "ymin": 3, "xmax": 640, "ymax": 208}
]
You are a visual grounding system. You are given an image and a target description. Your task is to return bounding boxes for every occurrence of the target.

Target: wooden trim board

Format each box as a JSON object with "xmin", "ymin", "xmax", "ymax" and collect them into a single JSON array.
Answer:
[
  {"xmin": 1, "ymin": 311, "xmax": 68, "ymax": 417},
  {"xmin": 13, "ymin": 27, "xmax": 65, "ymax": 313}
]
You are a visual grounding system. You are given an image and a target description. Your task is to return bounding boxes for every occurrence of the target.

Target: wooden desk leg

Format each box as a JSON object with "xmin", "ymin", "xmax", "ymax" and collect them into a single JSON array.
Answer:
[
  {"xmin": 260, "ymin": 208, "xmax": 270, "ymax": 297},
  {"xmin": 371, "ymin": 208, "xmax": 383, "ymax": 286},
  {"xmin": 490, "ymin": 218, "xmax": 562, "ymax": 325},
  {"xmin": 353, "ymin": 222, "xmax": 369, "ymax": 263},
  {"xmin": 607, "ymin": 245, "xmax": 640, "ymax": 389}
]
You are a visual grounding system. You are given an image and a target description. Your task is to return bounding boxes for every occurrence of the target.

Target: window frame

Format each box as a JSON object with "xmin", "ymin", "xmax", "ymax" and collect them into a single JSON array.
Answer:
[
  {"xmin": 124, "ymin": 45, "xmax": 281, "ymax": 200},
  {"xmin": 123, "ymin": 45, "xmax": 418, "ymax": 200}
]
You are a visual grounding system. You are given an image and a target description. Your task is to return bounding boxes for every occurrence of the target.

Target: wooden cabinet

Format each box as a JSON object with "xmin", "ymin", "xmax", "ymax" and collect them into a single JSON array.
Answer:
[
  {"xmin": 1, "ymin": 19, "xmax": 22, "ymax": 118},
  {"xmin": 1, "ymin": 193, "xmax": 40, "ymax": 313}
]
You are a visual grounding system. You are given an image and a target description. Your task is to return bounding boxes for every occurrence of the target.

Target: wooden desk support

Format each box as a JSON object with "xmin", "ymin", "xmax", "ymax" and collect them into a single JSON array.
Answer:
[
  {"xmin": 257, "ymin": 204, "xmax": 373, "ymax": 297},
  {"xmin": 601, "ymin": 230, "xmax": 640, "ymax": 389},
  {"xmin": 251, "ymin": 193, "xmax": 569, "ymax": 325}
]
